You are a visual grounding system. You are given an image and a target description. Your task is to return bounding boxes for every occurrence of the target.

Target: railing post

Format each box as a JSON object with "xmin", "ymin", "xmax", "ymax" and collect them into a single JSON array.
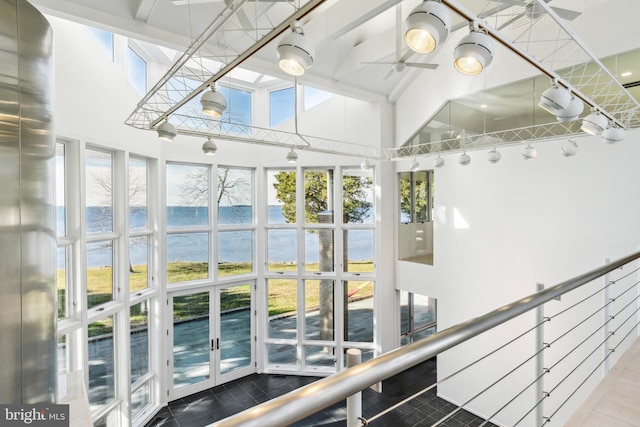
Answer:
[
  {"xmin": 603, "ymin": 258, "xmax": 611, "ymax": 375},
  {"xmin": 346, "ymin": 349, "xmax": 362, "ymax": 427},
  {"xmin": 535, "ymin": 283, "xmax": 546, "ymax": 426}
]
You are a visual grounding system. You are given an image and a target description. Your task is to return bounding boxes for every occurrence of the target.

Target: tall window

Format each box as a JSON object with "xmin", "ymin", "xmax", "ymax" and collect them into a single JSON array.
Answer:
[
  {"xmin": 128, "ymin": 46, "xmax": 147, "ymax": 96},
  {"xmin": 218, "ymin": 86, "xmax": 252, "ymax": 134},
  {"xmin": 166, "ymin": 163, "xmax": 210, "ymax": 284},
  {"xmin": 217, "ymin": 167, "xmax": 254, "ymax": 277},
  {"xmin": 399, "ymin": 170, "xmax": 434, "ymax": 265},
  {"xmin": 86, "ymin": 26, "xmax": 114, "ymax": 61},
  {"xmin": 85, "ymin": 148, "xmax": 115, "ymax": 309},
  {"xmin": 129, "ymin": 157, "xmax": 150, "ymax": 293},
  {"xmin": 265, "ymin": 166, "xmax": 376, "ymax": 373},
  {"xmin": 270, "ymin": 87, "xmax": 294, "ymax": 127}
]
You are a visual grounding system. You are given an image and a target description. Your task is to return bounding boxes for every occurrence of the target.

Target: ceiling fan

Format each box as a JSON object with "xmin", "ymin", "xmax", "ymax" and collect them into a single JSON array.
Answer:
[
  {"xmin": 361, "ymin": 4, "xmax": 438, "ymax": 81},
  {"xmin": 493, "ymin": 0, "xmax": 581, "ymax": 30}
]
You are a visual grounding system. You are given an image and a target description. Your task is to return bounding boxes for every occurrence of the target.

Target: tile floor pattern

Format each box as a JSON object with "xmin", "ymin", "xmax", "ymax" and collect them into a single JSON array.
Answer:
[{"xmin": 145, "ymin": 358, "xmax": 496, "ymax": 427}]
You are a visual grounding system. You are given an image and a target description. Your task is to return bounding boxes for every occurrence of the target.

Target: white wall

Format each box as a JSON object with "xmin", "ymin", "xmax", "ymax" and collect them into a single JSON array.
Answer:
[{"xmin": 393, "ymin": 130, "xmax": 640, "ymax": 424}]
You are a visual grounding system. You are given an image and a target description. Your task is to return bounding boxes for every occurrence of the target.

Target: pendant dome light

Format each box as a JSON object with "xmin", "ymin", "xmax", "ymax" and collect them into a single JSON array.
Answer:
[
  {"xmin": 409, "ymin": 158, "xmax": 421, "ymax": 171},
  {"xmin": 202, "ymin": 137, "xmax": 218, "ymax": 155},
  {"xmin": 581, "ymin": 110, "xmax": 608, "ymax": 135},
  {"xmin": 200, "ymin": 85, "xmax": 227, "ymax": 118},
  {"xmin": 434, "ymin": 155, "xmax": 445, "ymax": 168},
  {"xmin": 555, "ymin": 95, "xmax": 584, "ymax": 122},
  {"xmin": 277, "ymin": 25, "xmax": 314, "ymax": 76},
  {"xmin": 404, "ymin": 0, "xmax": 451, "ymax": 54},
  {"xmin": 602, "ymin": 124, "xmax": 625, "ymax": 144},
  {"xmin": 539, "ymin": 83, "xmax": 572, "ymax": 116},
  {"xmin": 522, "ymin": 144, "xmax": 537, "ymax": 159},
  {"xmin": 157, "ymin": 119, "xmax": 177, "ymax": 142},
  {"xmin": 562, "ymin": 140, "xmax": 579, "ymax": 157},
  {"xmin": 360, "ymin": 157, "xmax": 372, "ymax": 171},
  {"xmin": 458, "ymin": 152, "xmax": 471, "ymax": 165},
  {"xmin": 487, "ymin": 148, "xmax": 501, "ymax": 163},
  {"xmin": 453, "ymin": 26, "xmax": 494, "ymax": 76},
  {"xmin": 286, "ymin": 148, "xmax": 298, "ymax": 163}
]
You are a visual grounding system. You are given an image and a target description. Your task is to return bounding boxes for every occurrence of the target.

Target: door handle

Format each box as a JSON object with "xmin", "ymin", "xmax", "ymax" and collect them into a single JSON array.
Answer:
[
  {"xmin": 216, "ymin": 338, "xmax": 220, "ymax": 350},
  {"xmin": 211, "ymin": 339, "xmax": 215, "ymax": 351},
  {"xmin": 211, "ymin": 338, "xmax": 220, "ymax": 351}
]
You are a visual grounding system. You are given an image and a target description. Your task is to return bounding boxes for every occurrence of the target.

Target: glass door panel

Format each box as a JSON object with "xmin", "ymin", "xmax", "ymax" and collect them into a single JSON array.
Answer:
[
  {"xmin": 217, "ymin": 283, "xmax": 254, "ymax": 380},
  {"xmin": 170, "ymin": 291, "xmax": 213, "ymax": 398}
]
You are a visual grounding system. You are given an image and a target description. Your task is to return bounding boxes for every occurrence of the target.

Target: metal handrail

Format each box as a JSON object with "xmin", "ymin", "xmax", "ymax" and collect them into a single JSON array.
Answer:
[{"xmin": 210, "ymin": 250, "xmax": 640, "ymax": 427}]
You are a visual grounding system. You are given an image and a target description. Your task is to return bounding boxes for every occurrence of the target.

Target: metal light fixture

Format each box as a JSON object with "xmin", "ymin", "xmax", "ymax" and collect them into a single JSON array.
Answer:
[
  {"xmin": 409, "ymin": 158, "xmax": 420, "ymax": 171},
  {"xmin": 277, "ymin": 26, "xmax": 314, "ymax": 76},
  {"xmin": 581, "ymin": 110, "xmax": 608, "ymax": 135},
  {"xmin": 434, "ymin": 155, "xmax": 445, "ymax": 168},
  {"xmin": 200, "ymin": 85, "xmax": 227, "ymax": 118},
  {"xmin": 360, "ymin": 157, "xmax": 372, "ymax": 170},
  {"xmin": 562, "ymin": 140, "xmax": 579, "ymax": 156},
  {"xmin": 157, "ymin": 119, "xmax": 177, "ymax": 142},
  {"xmin": 458, "ymin": 152, "xmax": 471, "ymax": 165},
  {"xmin": 286, "ymin": 148, "xmax": 298, "ymax": 163},
  {"xmin": 522, "ymin": 144, "xmax": 537, "ymax": 160},
  {"xmin": 602, "ymin": 124, "xmax": 625, "ymax": 144},
  {"xmin": 487, "ymin": 148, "xmax": 501, "ymax": 163},
  {"xmin": 453, "ymin": 26, "xmax": 494, "ymax": 76},
  {"xmin": 404, "ymin": 0, "xmax": 451, "ymax": 54},
  {"xmin": 202, "ymin": 137, "xmax": 217, "ymax": 155},
  {"xmin": 539, "ymin": 83, "xmax": 571, "ymax": 115},
  {"xmin": 555, "ymin": 95, "xmax": 584, "ymax": 122}
]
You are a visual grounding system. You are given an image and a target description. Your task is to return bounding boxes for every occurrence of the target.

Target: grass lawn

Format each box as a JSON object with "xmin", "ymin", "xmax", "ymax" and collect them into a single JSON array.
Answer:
[{"xmin": 60, "ymin": 261, "xmax": 374, "ymax": 337}]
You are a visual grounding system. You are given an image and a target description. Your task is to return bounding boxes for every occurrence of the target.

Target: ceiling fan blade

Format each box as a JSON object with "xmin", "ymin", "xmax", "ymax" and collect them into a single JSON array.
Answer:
[
  {"xmin": 395, "ymin": 3, "xmax": 402, "ymax": 60},
  {"xmin": 404, "ymin": 62, "xmax": 439, "ymax": 70},
  {"xmin": 236, "ymin": 8, "xmax": 253, "ymax": 30},
  {"xmin": 361, "ymin": 61, "xmax": 398, "ymax": 65},
  {"xmin": 382, "ymin": 69, "xmax": 395, "ymax": 81},
  {"xmin": 550, "ymin": 6, "xmax": 581, "ymax": 21},
  {"xmin": 496, "ymin": 13, "xmax": 524, "ymax": 30}
]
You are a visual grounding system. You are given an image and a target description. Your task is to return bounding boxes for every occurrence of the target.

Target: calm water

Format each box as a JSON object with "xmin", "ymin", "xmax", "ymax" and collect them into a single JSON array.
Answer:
[{"xmin": 58, "ymin": 206, "xmax": 373, "ymax": 268}]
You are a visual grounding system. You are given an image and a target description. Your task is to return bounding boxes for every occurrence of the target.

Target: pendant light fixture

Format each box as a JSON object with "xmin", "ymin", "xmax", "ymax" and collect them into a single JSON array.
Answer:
[
  {"xmin": 487, "ymin": 148, "xmax": 501, "ymax": 163},
  {"xmin": 434, "ymin": 155, "xmax": 445, "ymax": 168},
  {"xmin": 581, "ymin": 110, "xmax": 608, "ymax": 135},
  {"xmin": 562, "ymin": 140, "xmax": 579, "ymax": 156},
  {"xmin": 277, "ymin": 25, "xmax": 314, "ymax": 76},
  {"xmin": 453, "ymin": 27, "xmax": 494, "ymax": 76},
  {"xmin": 409, "ymin": 158, "xmax": 420, "ymax": 171},
  {"xmin": 539, "ymin": 83, "xmax": 572, "ymax": 115},
  {"xmin": 202, "ymin": 137, "xmax": 217, "ymax": 155},
  {"xmin": 458, "ymin": 152, "xmax": 471, "ymax": 165},
  {"xmin": 404, "ymin": 0, "xmax": 451, "ymax": 54},
  {"xmin": 286, "ymin": 148, "xmax": 298, "ymax": 163},
  {"xmin": 157, "ymin": 119, "xmax": 177, "ymax": 142},
  {"xmin": 602, "ymin": 124, "xmax": 625, "ymax": 144},
  {"xmin": 555, "ymin": 95, "xmax": 584, "ymax": 122},
  {"xmin": 522, "ymin": 144, "xmax": 537, "ymax": 159},
  {"xmin": 200, "ymin": 85, "xmax": 227, "ymax": 118},
  {"xmin": 360, "ymin": 157, "xmax": 372, "ymax": 171}
]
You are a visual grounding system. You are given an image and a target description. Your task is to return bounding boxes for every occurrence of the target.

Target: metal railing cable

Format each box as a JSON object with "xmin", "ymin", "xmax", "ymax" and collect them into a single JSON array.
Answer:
[
  {"xmin": 361, "ymin": 319, "xmax": 548, "ymax": 425},
  {"xmin": 210, "ymin": 250, "xmax": 640, "ymax": 427}
]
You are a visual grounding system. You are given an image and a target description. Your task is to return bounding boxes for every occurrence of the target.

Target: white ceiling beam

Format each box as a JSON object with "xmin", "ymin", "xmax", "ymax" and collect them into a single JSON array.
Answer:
[{"xmin": 135, "ymin": 0, "xmax": 159, "ymax": 23}]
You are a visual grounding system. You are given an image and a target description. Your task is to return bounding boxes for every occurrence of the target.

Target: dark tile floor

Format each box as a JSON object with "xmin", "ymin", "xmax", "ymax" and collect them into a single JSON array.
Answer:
[{"xmin": 145, "ymin": 359, "xmax": 495, "ymax": 427}]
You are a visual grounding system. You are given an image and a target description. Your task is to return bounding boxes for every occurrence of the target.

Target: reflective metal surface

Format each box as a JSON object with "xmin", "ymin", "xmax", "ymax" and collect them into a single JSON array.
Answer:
[{"xmin": 0, "ymin": 0, "xmax": 56, "ymax": 404}]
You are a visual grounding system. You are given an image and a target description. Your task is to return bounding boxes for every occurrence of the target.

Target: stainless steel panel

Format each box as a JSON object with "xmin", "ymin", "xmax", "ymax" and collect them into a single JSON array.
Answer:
[{"xmin": 0, "ymin": 0, "xmax": 56, "ymax": 404}]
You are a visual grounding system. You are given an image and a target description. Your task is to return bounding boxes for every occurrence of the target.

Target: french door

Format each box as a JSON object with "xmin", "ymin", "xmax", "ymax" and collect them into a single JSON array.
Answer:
[{"xmin": 168, "ymin": 282, "xmax": 255, "ymax": 400}]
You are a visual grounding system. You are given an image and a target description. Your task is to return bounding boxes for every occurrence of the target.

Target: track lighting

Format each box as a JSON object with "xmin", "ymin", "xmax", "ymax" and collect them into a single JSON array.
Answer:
[
  {"xmin": 539, "ymin": 83, "xmax": 571, "ymax": 116},
  {"xmin": 434, "ymin": 155, "xmax": 445, "ymax": 168},
  {"xmin": 200, "ymin": 85, "xmax": 227, "ymax": 118},
  {"xmin": 409, "ymin": 158, "xmax": 421, "ymax": 171},
  {"xmin": 453, "ymin": 27, "xmax": 494, "ymax": 76},
  {"xmin": 522, "ymin": 144, "xmax": 537, "ymax": 160},
  {"xmin": 360, "ymin": 157, "xmax": 372, "ymax": 171},
  {"xmin": 202, "ymin": 137, "xmax": 217, "ymax": 155},
  {"xmin": 562, "ymin": 140, "xmax": 579, "ymax": 157},
  {"xmin": 157, "ymin": 119, "xmax": 177, "ymax": 142},
  {"xmin": 581, "ymin": 111, "xmax": 608, "ymax": 135},
  {"xmin": 277, "ymin": 26, "xmax": 314, "ymax": 76},
  {"xmin": 487, "ymin": 148, "xmax": 501, "ymax": 163},
  {"xmin": 458, "ymin": 152, "xmax": 471, "ymax": 166},
  {"xmin": 404, "ymin": 0, "xmax": 451, "ymax": 54},
  {"xmin": 555, "ymin": 95, "xmax": 584, "ymax": 123},
  {"xmin": 286, "ymin": 148, "xmax": 298, "ymax": 163},
  {"xmin": 602, "ymin": 124, "xmax": 625, "ymax": 144}
]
